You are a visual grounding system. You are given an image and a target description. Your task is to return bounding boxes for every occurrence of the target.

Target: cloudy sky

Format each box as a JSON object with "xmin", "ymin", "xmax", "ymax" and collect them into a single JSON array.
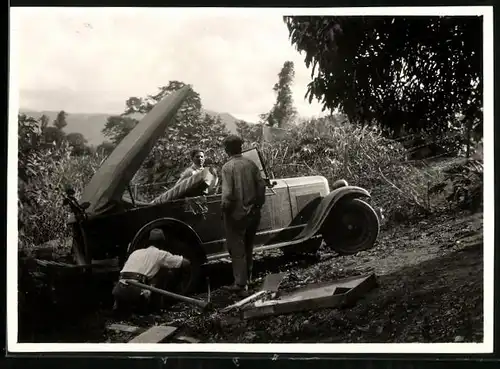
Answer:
[{"xmin": 13, "ymin": 7, "xmax": 327, "ymax": 123}]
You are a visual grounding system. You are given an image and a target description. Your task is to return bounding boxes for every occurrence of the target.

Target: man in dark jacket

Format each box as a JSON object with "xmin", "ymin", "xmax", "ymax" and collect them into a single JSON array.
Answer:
[{"xmin": 220, "ymin": 135, "xmax": 266, "ymax": 296}]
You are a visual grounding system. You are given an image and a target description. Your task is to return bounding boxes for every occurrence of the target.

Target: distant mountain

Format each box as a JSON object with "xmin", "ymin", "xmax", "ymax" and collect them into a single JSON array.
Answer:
[
  {"xmin": 19, "ymin": 108, "xmax": 240, "ymax": 146},
  {"xmin": 204, "ymin": 109, "xmax": 239, "ymax": 134}
]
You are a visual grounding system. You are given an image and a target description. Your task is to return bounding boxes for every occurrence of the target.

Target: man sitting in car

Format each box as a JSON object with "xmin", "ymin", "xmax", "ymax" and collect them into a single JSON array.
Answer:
[
  {"xmin": 176, "ymin": 148, "xmax": 205, "ymax": 185},
  {"xmin": 112, "ymin": 228, "xmax": 191, "ymax": 314}
]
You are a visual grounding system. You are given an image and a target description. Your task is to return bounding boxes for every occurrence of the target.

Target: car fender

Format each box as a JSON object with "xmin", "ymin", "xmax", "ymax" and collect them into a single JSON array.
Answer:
[
  {"xmin": 293, "ymin": 186, "xmax": 371, "ymax": 242},
  {"xmin": 128, "ymin": 217, "xmax": 206, "ymax": 263}
]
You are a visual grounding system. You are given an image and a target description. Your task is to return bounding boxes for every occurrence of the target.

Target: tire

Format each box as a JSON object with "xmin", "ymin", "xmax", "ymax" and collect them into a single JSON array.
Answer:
[
  {"xmin": 322, "ymin": 198, "xmax": 380, "ymax": 255},
  {"xmin": 131, "ymin": 234, "xmax": 203, "ymax": 296},
  {"xmin": 281, "ymin": 238, "xmax": 322, "ymax": 257},
  {"xmin": 163, "ymin": 236, "xmax": 203, "ymax": 295}
]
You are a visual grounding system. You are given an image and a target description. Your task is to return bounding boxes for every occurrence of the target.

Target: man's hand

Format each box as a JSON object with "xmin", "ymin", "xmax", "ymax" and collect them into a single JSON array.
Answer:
[
  {"xmin": 181, "ymin": 258, "xmax": 191, "ymax": 269},
  {"xmin": 221, "ymin": 200, "xmax": 231, "ymax": 212}
]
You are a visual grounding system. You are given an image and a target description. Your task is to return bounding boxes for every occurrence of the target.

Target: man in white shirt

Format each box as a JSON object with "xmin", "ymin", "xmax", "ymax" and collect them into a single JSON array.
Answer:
[{"xmin": 112, "ymin": 228, "xmax": 191, "ymax": 313}]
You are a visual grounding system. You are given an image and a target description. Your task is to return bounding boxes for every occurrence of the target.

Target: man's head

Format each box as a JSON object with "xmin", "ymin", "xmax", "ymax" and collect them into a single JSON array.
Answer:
[
  {"xmin": 190, "ymin": 149, "xmax": 205, "ymax": 167},
  {"xmin": 223, "ymin": 135, "xmax": 243, "ymax": 156},
  {"xmin": 148, "ymin": 228, "xmax": 166, "ymax": 247}
]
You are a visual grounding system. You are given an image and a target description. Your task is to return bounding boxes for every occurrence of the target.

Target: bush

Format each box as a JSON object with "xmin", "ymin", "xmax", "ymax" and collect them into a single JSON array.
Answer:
[
  {"xmin": 255, "ymin": 117, "xmax": 445, "ymax": 222},
  {"xmin": 19, "ymin": 147, "xmax": 105, "ymax": 249},
  {"xmin": 18, "ymin": 114, "xmax": 105, "ymax": 251},
  {"xmin": 430, "ymin": 158, "xmax": 483, "ymax": 213}
]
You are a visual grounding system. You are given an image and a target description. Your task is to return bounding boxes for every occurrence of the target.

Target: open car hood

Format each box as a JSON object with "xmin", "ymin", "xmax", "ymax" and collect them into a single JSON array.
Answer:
[{"xmin": 80, "ymin": 86, "xmax": 192, "ymax": 216}]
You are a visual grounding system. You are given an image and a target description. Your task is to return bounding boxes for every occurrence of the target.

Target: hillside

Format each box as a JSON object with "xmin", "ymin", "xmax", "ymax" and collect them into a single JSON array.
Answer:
[{"xmin": 19, "ymin": 108, "xmax": 240, "ymax": 146}]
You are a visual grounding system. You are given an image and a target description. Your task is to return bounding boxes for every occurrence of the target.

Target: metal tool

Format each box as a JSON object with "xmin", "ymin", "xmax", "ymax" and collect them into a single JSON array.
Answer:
[
  {"xmin": 206, "ymin": 277, "xmax": 211, "ymax": 303},
  {"xmin": 124, "ymin": 279, "xmax": 212, "ymax": 311},
  {"xmin": 220, "ymin": 272, "xmax": 286, "ymax": 313}
]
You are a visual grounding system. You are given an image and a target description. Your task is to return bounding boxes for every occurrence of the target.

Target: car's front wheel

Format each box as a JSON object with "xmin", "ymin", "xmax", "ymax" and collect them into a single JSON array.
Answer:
[{"xmin": 322, "ymin": 198, "xmax": 380, "ymax": 255}]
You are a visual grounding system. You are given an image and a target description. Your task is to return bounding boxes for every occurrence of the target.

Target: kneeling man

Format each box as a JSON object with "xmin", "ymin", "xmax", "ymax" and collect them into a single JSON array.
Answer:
[{"xmin": 112, "ymin": 228, "xmax": 191, "ymax": 313}]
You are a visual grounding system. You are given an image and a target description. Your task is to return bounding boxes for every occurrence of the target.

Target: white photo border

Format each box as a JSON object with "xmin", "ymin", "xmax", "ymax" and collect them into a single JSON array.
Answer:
[{"xmin": 7, "ymin": 5, "xmax": 494, "ymax": 354}]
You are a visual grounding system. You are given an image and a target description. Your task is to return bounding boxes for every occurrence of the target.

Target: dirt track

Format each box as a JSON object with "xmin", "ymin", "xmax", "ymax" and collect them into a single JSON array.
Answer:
[
  {"xmin": 20, "ymin": 209, "xmax": 483, "ymax": 344},
  {"xmin": 96, "ymin": 210, "xmax": 483, "ymax": 344}
]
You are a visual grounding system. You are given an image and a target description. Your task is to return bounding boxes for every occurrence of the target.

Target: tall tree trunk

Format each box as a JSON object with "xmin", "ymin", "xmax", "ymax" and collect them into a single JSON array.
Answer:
[{"xmin": 465, "ymin": 117, "xmax": 473, "ymax": 159}]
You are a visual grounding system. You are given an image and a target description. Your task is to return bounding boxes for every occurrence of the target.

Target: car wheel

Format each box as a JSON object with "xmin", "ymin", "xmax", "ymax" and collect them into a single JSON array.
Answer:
[
  {"xmin": 130, "ymin": 234, "xmax": 202, "ymax": 296},
  {"xmin": 322, "ymin": 198, "xmax": 380, "ymax": 255},
  {"xmin": 281, "ymin": 238, "xmax": 322, "ymax": 257},
  {"xmin": 161, "ymin": 236, "xmax": 203, "ymax": 296}
]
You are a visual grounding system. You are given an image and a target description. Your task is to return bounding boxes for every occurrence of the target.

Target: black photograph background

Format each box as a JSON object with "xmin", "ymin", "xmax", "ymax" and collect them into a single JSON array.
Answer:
[{"xmin": 4, "ymin": 0, "xmax": 499, "ymax": 368}]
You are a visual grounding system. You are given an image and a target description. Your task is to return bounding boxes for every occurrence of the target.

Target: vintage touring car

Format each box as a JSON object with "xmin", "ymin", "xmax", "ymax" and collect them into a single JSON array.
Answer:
[{"xmin": 64, "ymin": 86, "xmax": 380, "ymax": 294}]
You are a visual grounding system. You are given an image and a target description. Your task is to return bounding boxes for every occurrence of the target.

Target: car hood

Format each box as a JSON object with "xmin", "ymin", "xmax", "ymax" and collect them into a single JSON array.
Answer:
[{"xmin": 79, "ymin": 86, "xmax": 192, "ymax": 216}]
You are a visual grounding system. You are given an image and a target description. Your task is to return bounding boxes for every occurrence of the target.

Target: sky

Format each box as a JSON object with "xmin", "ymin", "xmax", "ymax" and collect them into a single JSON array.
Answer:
[{"xmin": 13, "ymin": 8, "xmax": 327, "ymax": 123}]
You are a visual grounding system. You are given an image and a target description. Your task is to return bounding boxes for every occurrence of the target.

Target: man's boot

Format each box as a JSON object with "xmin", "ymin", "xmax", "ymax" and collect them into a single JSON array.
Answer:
[{"xmin": 223, "ymin": 283, "xmax": 249, "ymax": 297}]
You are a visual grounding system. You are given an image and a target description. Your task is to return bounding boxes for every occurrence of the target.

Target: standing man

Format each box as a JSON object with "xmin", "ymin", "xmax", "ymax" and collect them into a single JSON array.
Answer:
[
  {"xmin": 112, "ymin": 228, "xmax": 191, "ymax": 314},
  {"xmin": 220, "ymin": 135, "xmax": 266, "ymax": 297},
  {"xmin": 176, "ymin": 148, "xmax": 205, "ymax": 185}
]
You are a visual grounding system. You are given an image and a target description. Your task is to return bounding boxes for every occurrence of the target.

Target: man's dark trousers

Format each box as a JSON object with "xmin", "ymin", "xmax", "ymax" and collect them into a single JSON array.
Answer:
[{"xmin": 224, "ymin": 207, "xmax": 261, "ymax": 286}]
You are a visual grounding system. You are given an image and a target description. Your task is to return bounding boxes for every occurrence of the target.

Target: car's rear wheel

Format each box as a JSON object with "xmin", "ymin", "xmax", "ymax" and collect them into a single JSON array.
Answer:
[
  {"xmin": 157, "ymin": 235, "xmax": 203, "ymax": 296},
  {"xmin": 130, "ymin": 234, "xmax": 202, "ymax": 297},
  {"xmin": 322, "ymin": 198, "xmax": 379, "ymax": 255}
]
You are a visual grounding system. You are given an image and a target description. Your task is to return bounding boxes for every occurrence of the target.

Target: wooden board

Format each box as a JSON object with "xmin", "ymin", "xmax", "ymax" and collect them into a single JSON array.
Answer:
[
  {"xmin": 106, "ymin": 323, "xmax": 142, "ymax": 334},
  {"xmin": 242, "ymin": 273, "xmax": 377, "ymax": 320},
  {"xmin": 128, "ymin": 325, "xmax": 178, "ymax": 343}
]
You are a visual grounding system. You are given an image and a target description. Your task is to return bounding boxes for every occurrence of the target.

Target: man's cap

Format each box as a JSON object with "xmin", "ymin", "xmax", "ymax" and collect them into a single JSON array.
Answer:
[{"xmin": 149, "ymin": 228, "xmax": 165, "ymax": 242}]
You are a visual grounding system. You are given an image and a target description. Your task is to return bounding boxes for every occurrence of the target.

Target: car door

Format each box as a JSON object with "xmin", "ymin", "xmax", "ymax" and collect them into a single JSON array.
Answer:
[
  {"xmin": 198, "ymin": 193, "xmax": 226, "ymax": 255},
  {"xmin": 253, "ymin": 179, "xmax": 293, "ymax": 247},
  {"xmin": 240, "ymin": 148, "xmax": 295, "ymax": 247}
]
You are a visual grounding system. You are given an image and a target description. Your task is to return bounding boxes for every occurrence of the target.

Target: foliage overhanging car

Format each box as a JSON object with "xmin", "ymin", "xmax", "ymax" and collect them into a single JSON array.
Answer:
[{"xmin": 64, "ymin": 86, "xmax": 380, "ymax": 294}]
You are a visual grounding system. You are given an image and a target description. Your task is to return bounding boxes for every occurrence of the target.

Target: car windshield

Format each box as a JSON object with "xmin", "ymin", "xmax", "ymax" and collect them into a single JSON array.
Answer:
[
  {"xmin": 242, "ymin": 147, "xmax": 268, "ymax": 180},
  {"xmin": 123, "ymin": 148, "xmax": 267, "ymax": 203}
]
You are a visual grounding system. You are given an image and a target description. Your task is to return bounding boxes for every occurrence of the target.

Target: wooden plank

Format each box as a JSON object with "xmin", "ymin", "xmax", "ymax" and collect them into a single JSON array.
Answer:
[
  {"xmin": 242, "ymin": 273, "xmax": 377, "ymax": 320},
  {"xmin": 174, "ymin": 335, "xmax": 201, "ymax": 343},
  {"xmin": 243, "ymin": 292, "xmax": 348, "ymax": 319},
  {"xmin": 344, "ymin": 273, "xmax": 379, "ymax": 306},
  {"xmin": 281, "ymin": 285, "xmax": 337, "ymax": 301},
  {"xmin": 283, "ymin": 273, "xmax": 374, "ymax": 295},
  {"xmin": 128, "ymin": 325, "xmax": 178, "ymax": 343},
  {"xmin": 106, "ymin": 323, "xmax": 142, "ymax": 334}
]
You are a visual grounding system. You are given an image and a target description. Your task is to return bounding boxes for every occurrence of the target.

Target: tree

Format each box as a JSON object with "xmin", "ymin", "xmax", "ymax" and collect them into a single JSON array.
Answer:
[
  {"xmin": 18, "ymin": 114, "xmax": 42, "ymax": 183},
  {"xmin": 40, "ymin": 114, "xmax": 49, "ymax": 132},
  {"xmin": 66, "ymin": 132, "xmax": 88, "ymax": 155},
  {"xmin": 283, "ymin": 16, "xmax": 482, "ymax": 142},
  {"xmin": 236, "ymin": 120, "xmax": 262, "ymax": 145},
  {"xmin": 102, "ymin": 80, "xmax": 203, "ymax": 146},
  {"xmin": 53, "ymin": 110, "xmax": 68, "ymax": 131},
  {"xmin": 96, "ymin": 141, "xmax": 116, "ymax": 156},
  {"xmin": 263, "ymin": 61, "xmax": 298, "ymax": 128},
  {"xmin": 102, "ymin": 116, "xmax": 139, "ymax": 145},
  {"xmin": 42, "ymin": 126, "xmax": 65, "ymax": 147},
  {"xmin": 102, "ymin": 80, "xmax": 230, "ymax": 191}
]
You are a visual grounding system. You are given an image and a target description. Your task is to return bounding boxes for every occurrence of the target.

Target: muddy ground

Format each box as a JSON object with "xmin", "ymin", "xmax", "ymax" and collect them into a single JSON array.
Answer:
[{"xmin": 22, "ymin": 209, "xmax": 483, "ymax": 344}]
